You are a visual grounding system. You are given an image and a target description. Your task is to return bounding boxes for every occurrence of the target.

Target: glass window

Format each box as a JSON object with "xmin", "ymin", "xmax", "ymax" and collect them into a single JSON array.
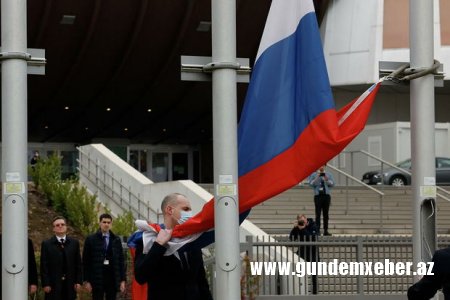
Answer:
[
  {"xmin": 193, "ymin": 150, "xmax": 200, "ymax": 183},
  {"xmin": 152, "ymin": 153, "xmax": 168, "ymax": 182},
  {"xmin": 140, "ymin": 150, "xmax": 147, "ymax": 173},
  {"xmin": 397, "ymin": 159, "xmax": 411, "ymax": 169},
  {"xmin": 438, "ymin": 158, "xmax": 450, "ymax": 168},
  {"xmin": 172, "ymin": 153, "xmax": 188, "ymax": 180},
  {"xmin": 129, "ymin": 150, "xmax": 139, "ymax": 170},
  {"xmin": 46, "ymin": 150, "xmax": 55, "ymax": 157},
  {"xmin": 61, "ymin": 150, "xmax": 77, "ymax": 179}
]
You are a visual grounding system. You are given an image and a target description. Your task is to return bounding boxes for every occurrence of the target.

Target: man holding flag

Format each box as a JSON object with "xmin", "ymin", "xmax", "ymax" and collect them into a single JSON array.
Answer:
[
  {"xmin": 130, "ymin": 0, "xmax": 382, "ymax": 298},
  {"xmin": 133, "ymin": 193, "xmax": 213, "ymax": 300},
  {"xmin": 168, "ymin": 0, "xmax": 381, "ymax": 240}
]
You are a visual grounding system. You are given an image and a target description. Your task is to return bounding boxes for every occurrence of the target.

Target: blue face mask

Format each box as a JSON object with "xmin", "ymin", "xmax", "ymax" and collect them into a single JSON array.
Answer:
[{"xmin": 178, "ymin": 210, "xmax": 193, "ymax": 225}]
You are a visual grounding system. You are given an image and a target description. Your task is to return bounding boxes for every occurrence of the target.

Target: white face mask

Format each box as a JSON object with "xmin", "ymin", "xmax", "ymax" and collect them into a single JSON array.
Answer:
[{"xmin": 178, "ymin": 210, "xmax": 193, "ymax": 225}]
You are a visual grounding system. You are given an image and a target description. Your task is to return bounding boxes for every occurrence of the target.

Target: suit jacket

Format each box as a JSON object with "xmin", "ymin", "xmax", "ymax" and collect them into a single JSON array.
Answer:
[
  {"xmin": 134, "ymin": 239, "xmax": 213, "ymax": 300},
  {"xmin": 408, "ymin": 247, "xmax": 450, "ymax": 300},
  {"xmin": 289, "ymin": 218, "xmax": 319, "ymax": 262},
  {"xmin": 83, "ymin": 230, "xmax": 126, "ymax": 290},
  {"xmin": 40, "ymin": 236, "xmax": 82, "ymax": 300}
]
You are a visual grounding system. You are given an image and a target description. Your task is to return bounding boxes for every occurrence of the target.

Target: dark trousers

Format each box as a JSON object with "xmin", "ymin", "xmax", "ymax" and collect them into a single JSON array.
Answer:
[
  {"xmin": 44, "ymin": 280, "xmax": 71, "ymax": 300},
  {"xmin": 298, "ymin": 244, "xmax": 319, "ymax": 294},
  {"xmin": 92, "ymin": 267, "xmax": 117, "ymax": 300},
  {"xmin": 311, "ymin": 274, "xmax": 318, "ymax": 294},
  {"xmin": 314, "ymin": 194, "xmax": 331, "ymax": 233}
]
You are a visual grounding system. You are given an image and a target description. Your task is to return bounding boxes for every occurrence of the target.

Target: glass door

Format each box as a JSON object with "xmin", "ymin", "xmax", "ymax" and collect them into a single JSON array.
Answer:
[
  {"xmin": 129, "ymin": 146, "xmax": 197, "ymax": 182},
  {"xmin": 152, "ymin": 152, "xmax": 169, "ymax": 182},
  {"xmin": 172, "ymin": 152, "xmax": 189, "ymax": 180},
  {"xmin": 129, "ymin": 149, "xmax": 148, "ymax": 176}
]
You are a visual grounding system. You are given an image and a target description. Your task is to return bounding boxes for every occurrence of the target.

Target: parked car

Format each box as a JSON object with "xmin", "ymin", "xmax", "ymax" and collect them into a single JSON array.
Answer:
[{"xmin": 361, "ymin": 157, "xmax": 450, "ymax": 186}]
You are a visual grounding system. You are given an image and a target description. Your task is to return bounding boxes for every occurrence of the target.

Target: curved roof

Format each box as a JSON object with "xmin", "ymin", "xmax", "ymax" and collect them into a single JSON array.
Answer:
[{"xmin": 6, "ymin": 0, "xmax": 326, "ymax": 144}]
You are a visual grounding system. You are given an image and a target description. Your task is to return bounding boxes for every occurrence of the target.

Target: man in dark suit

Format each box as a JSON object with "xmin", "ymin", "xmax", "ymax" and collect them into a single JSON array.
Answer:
[
  {"xmin": 408, "ymin": 246, "xmax": 450, "ymax": 299},
  {"xmin": 83, "ymin": 213, "xmax": 126, "ymax": 300},
  {"xmin": 289, "ymin": 214, "xmax": 319, "ymax": 294},
  {"xmin": 30, "ymin": 150, "xmax": 40, "ymax": 169},
  {"xmin": 40, "ymin": 216, "xmax": 82, "ymax": 300},
  {"xmin": 134, "ymin": 193, "xmax": 213, "ymax": 300}
]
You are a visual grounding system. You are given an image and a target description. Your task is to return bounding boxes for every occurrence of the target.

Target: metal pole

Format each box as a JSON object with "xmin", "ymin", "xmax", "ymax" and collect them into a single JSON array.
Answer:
[
  {"xmin": 356, "ymin": 236, "xmax": 363, "ymax": 294},
  {"xmin": 211, "ymin": 0, "xmax": 240, "ymax": 299},
  {"xmin": 410, "ymin": 0, "xmax": 436, "ymax": 279},
  {"xmin": 1, "ymin": 0, "xmax": 29, "ymax": 296}
]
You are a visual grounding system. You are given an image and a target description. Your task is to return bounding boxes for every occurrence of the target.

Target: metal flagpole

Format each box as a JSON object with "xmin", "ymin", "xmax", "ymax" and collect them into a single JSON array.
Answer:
[
  {"xmin": 1, "ymin": 0, "xmax": 29, "ymax": 297},
  {"xmin": 211, "ymin": 0, "xmax": 241, "ymax": 299},
  {"xmin": 410, "ymin": 0, "xmax": 436, "ymax": 278}
]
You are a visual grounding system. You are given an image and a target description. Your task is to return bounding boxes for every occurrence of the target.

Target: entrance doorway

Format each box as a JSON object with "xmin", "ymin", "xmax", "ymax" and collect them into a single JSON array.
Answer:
[{"xmin": 128, "ymin": 146, "xmax": 198, "ymax": 182}]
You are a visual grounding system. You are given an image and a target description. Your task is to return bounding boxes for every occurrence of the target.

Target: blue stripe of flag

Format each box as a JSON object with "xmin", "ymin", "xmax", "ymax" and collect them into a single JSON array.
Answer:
[{"xmin": 238, "ymin": 12, "xmax": 334, "ymax": 177}]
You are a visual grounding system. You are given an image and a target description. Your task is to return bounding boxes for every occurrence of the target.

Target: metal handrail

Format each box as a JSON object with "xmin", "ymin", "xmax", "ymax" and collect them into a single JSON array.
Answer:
[
  {"xmin": 325, "ymin": 164, "xmax": 385, "ymax": 233},
  {"xmin": 359, "ymin": 149, "xmax": 450, "ymax": 202},
  {"xmin": 77, "ymin": 147, "xmax": 159, "ymax": 219},
  {"xmin": 437, "ymin": 188, "xmax": 450, "ymax": 202},
  {"xmin": 360, "ymin": 149, "xmax": 412, "ymax": 175},
  {"xmin": 77, "ymin": 163, "xmax": 146, "ymax": 219},
  {"xmin": 327, "ymin": 164, "xmax": 384, "ymax": 196}
]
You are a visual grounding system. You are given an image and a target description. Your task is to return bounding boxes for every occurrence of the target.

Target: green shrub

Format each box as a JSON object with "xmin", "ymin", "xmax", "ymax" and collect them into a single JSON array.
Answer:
[
  {"xmin": 112, "ymin": 211, "xmax": 137, "ymax": 237},
  {"xmin": 65, "ymin": 183, "xmax": 100, "ymax": 235},
  {"xmin": 30, "ymin": 154, "xmax": 62, "ymax": 206},
  {"xmin": 49, "ymin": 179, "xmax": 72, "ymax": 218},
  {"xmin": 30, "ymin": 155, "xmax": 99, "ymax": 235},
  {"xmin": 31, "ymin": 154, "xmax": 137, "ymax": 238}
]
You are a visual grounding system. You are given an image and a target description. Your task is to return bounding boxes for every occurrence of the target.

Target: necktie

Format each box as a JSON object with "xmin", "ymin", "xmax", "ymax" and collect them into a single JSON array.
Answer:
[
  {"xmin": 59, "ymin": 239, "xmax": 67, "ymax": 276},
  {"xmin": 321, "ymin": 177, "xmax": 326, "ymax": 194},
  {"xmin": 180, "ymin": 252, "xmax": 189, "ymax": 270},
  {"xmin": 103, "ymin": 236, "xmax": 108, "ymax": 251}
]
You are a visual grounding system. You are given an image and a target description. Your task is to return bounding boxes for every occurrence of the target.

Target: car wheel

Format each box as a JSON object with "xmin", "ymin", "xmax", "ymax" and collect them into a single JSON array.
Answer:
[{"xmin": 390, "ymin": 175, "xmax": 406, "ymax": 186}]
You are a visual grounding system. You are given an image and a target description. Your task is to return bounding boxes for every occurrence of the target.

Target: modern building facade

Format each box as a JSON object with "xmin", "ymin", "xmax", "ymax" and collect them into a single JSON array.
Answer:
[{"xmin": 2, "ymin": 0, "xmax": 450, "ymax": 183}]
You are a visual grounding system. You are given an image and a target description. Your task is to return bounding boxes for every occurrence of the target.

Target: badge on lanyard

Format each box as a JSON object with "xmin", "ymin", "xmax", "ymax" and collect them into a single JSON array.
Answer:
[{"xmin": 104, "ymin": 259, "xmax": 109, "ymax": 265}]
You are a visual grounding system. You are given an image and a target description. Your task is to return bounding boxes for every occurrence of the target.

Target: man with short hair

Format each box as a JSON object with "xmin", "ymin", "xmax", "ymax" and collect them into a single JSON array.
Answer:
[
  {"xmin": 83, "ymin": 213, "xmax": 126, "ymax": 300},
  {"xmin": 134, "ymin": 193, "xmax": 213, "ymax": 300},
  {"xmin": 309, "ymin": 165, "xmax": 335, "ymax": 236},
  {"xmin": 40, "ymin": 216, "xmax": 82, "ymax": 300},
  {"xmin": 289, "ymin": 214, "xmax": 319, "ymax": 294},
  {"xmin": 30, "ymin": 150, "xmax": 39, "ymax": 169}
]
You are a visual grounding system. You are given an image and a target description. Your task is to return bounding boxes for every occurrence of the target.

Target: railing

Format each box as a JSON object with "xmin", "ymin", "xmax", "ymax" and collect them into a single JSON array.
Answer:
[
  {"xmin": 77, "ymin": 146, "xmax": 160, "ymax": 221},
  {"xmin": 238, "ymin": 235, "xmax": 450, "ymax": 297},
  {"xmin": 325, "ymin": 164, "xmax": 386, "ymax": 233},
  {"xmin": 358, "ymin": 150, "xmax": 450, "ymax": 202}
]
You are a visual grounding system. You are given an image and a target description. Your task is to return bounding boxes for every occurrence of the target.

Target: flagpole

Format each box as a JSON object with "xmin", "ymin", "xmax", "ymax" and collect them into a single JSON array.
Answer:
[
  {"xmin": 410, "ymin": 0, "xmax": 436, "ymax": 278},
  {"xmin": 1, "ymin": 0, "xmax": 29, "ymax": 297},
  {"xmin": 211, "ymin": 0, "xmax": 241, "ymax": 299}
]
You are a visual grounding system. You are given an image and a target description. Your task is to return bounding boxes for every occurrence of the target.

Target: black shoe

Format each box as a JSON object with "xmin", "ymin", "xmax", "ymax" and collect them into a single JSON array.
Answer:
[{"xmin": 323, "ymin": 232, "xmax": 332, "ymax": 236}]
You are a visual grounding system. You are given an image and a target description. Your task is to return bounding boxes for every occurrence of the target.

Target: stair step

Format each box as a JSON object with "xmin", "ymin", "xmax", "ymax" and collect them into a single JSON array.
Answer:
[{"xmin": 245, "ymin": 185, "xmax": 450, "ymax": 235}]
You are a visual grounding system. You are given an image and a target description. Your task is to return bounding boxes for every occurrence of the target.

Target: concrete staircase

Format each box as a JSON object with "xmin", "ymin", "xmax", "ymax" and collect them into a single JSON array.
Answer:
[{"xmin": 246, "ymin": 185, "xmax": 450, "ymax": 235}]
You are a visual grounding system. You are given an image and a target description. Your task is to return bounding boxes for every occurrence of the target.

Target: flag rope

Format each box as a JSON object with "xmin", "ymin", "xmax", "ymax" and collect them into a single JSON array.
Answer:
[{"xmin": 384, "ymin": 59, "xmax": 441, "ymax": 83}]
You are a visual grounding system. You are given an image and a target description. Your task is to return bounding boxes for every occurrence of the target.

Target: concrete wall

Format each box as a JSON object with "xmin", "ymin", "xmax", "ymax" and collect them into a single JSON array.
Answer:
[
  {"xmin": 78, "ymin": 143, "xmax": 306, "ymax": 294},
  {"xmin": 322, "ymin": 0, "xmax": 449, "ymax": 85},
  {"xmin": 321, "ymin": 0, "xmax": 382, "ymax": 85}
]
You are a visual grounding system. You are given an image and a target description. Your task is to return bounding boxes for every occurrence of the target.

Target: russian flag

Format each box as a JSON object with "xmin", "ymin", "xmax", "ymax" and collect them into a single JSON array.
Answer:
[
  {"xmin": 171, "ymin": 0, "xmax": 381, "ymax": 238},
  {"xmin": 129, "ymin": 1, "xmax": 381, "ymax": 298}
]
